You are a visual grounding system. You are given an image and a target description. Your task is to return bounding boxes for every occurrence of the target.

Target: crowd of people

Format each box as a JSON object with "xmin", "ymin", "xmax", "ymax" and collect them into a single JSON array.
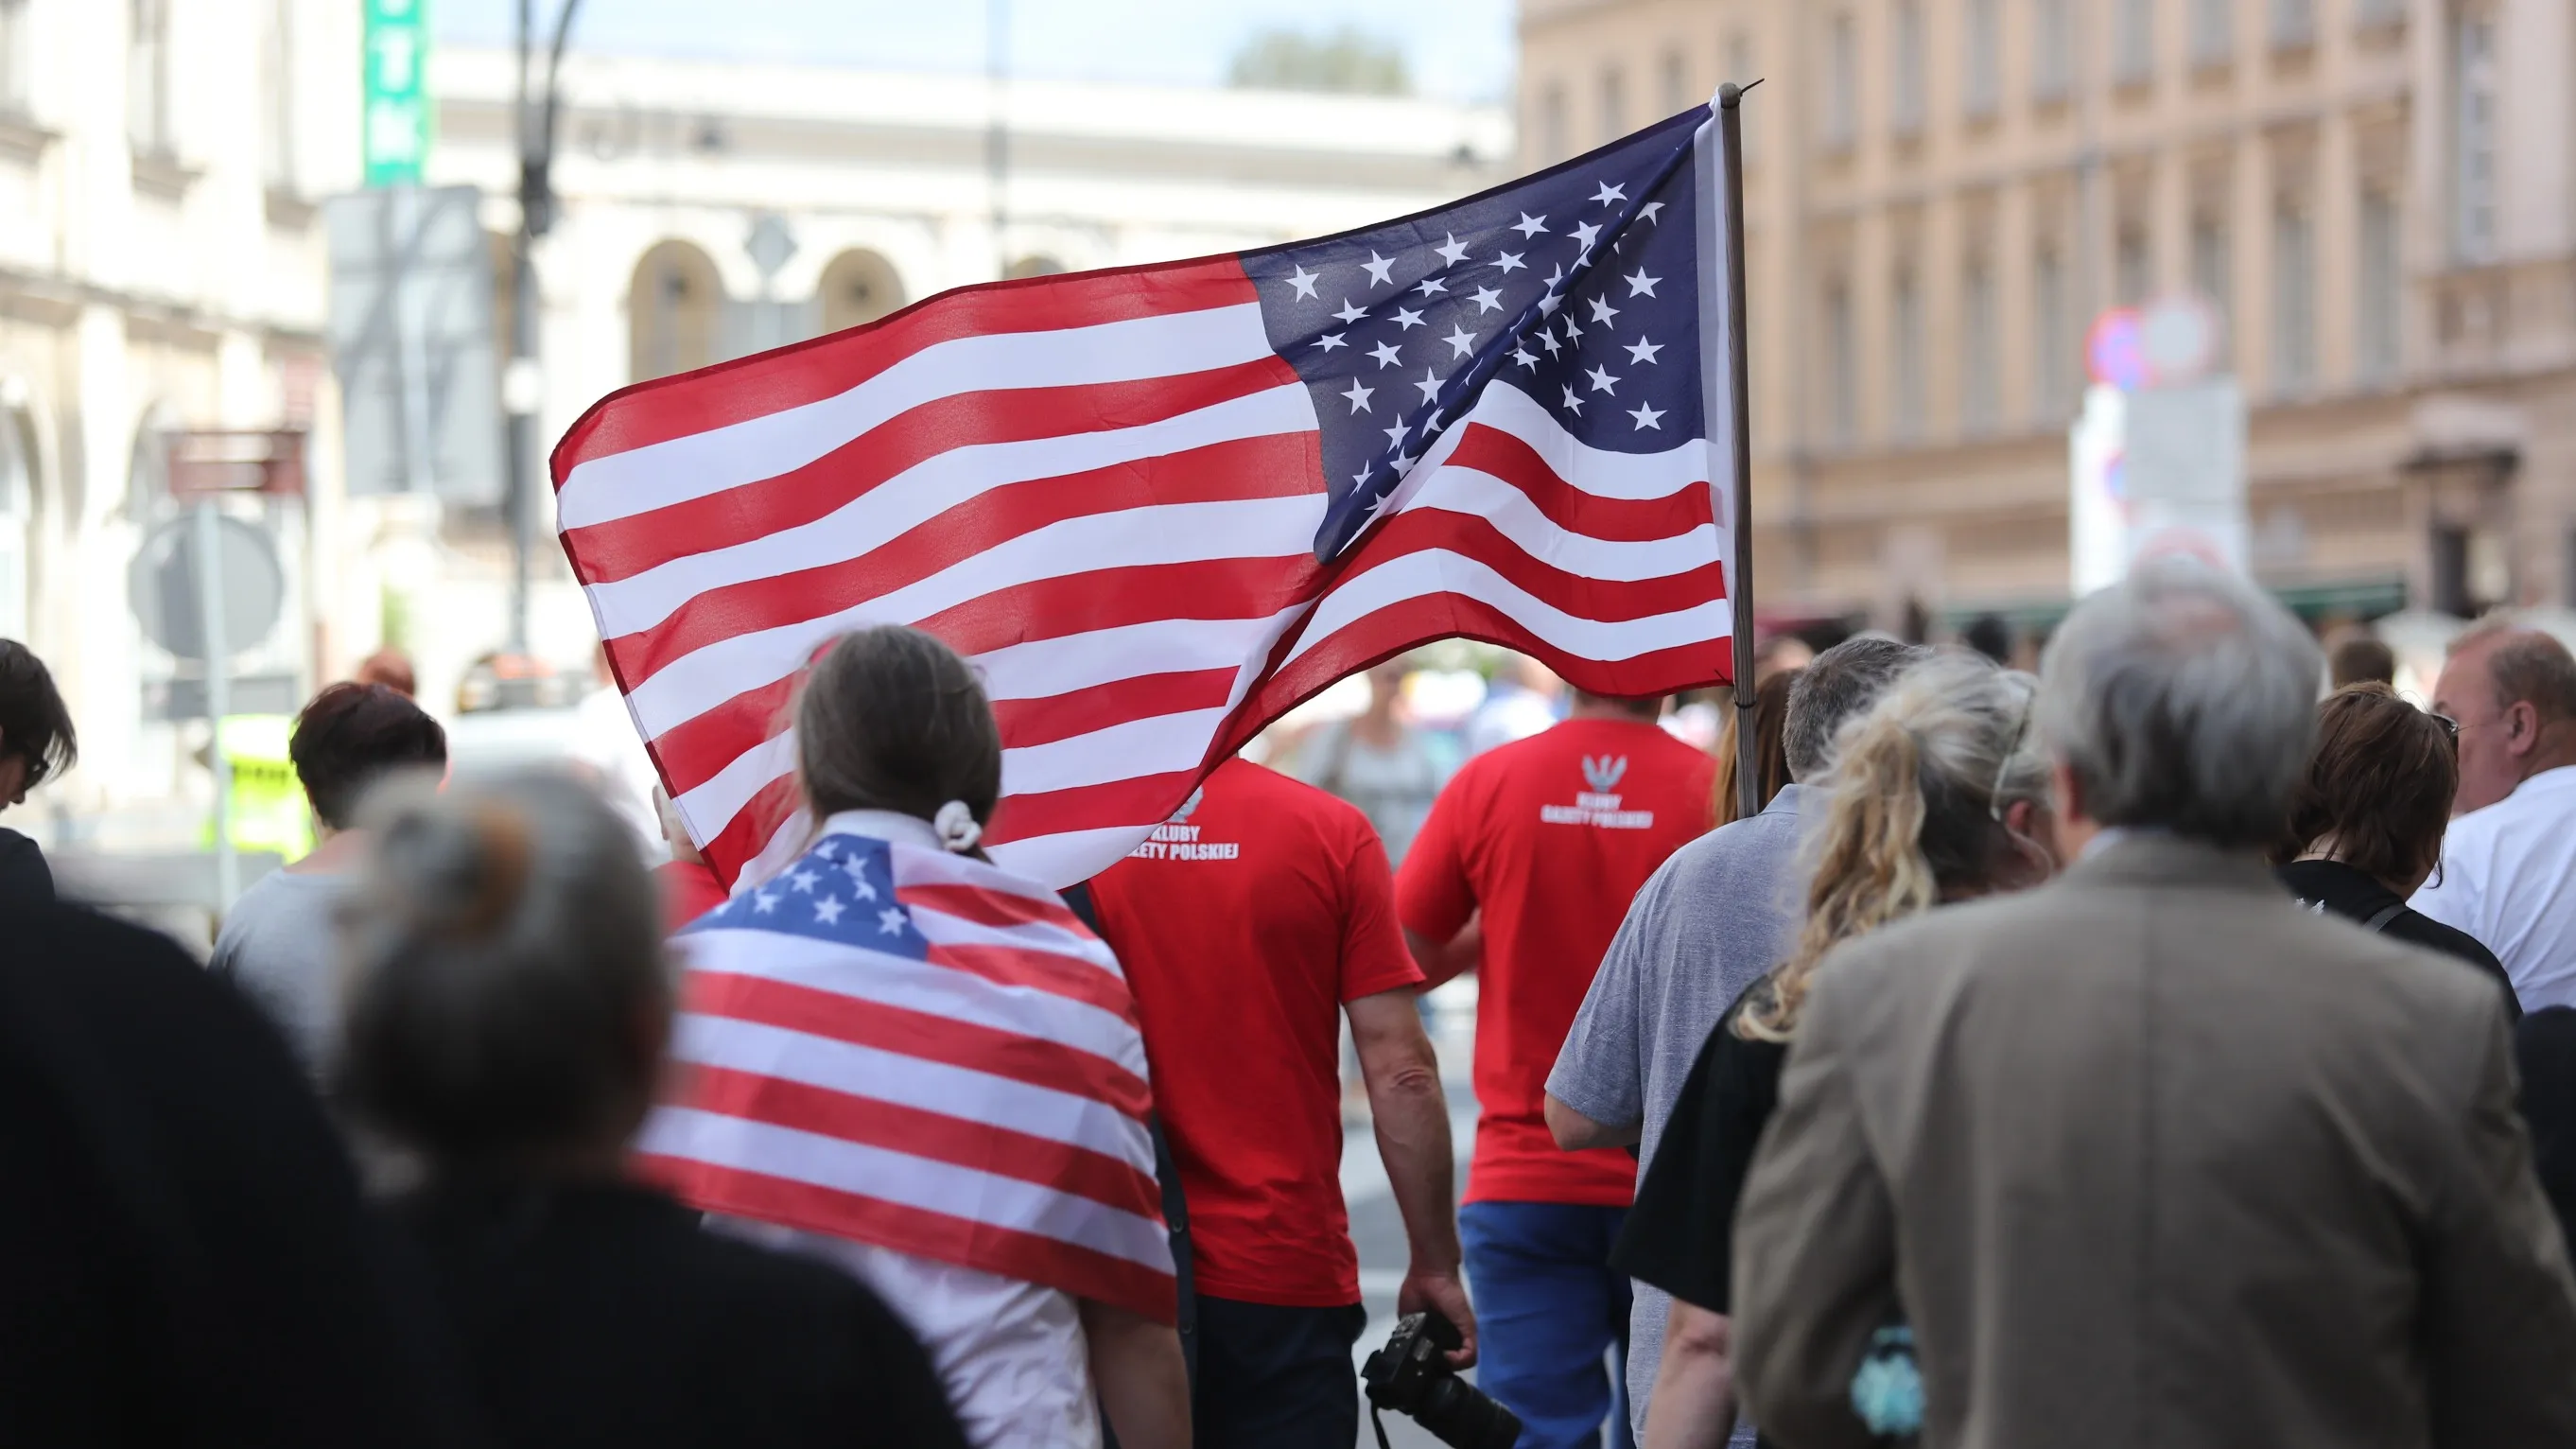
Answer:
[{"xmin": 5, "ymin": 556, "xmax": 2576, "ymax": 1449}]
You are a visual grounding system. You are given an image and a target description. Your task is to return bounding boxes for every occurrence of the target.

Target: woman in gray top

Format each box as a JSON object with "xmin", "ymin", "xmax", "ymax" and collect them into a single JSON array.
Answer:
[{"xmin": 211, "ymin": 680, "xmax": 446, "ymax": 1070}]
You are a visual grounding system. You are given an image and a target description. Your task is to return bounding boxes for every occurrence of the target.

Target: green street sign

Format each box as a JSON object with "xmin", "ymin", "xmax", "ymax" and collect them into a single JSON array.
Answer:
[{"xmin": 362, "ymin": 0, "xmax": 431, "ymax": 187}]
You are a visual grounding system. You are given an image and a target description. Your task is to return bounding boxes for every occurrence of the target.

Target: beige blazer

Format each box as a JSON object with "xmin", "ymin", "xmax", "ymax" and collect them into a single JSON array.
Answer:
[{"xmin": 1731, "ymin": 833, "xmax": 2576, "ymax": 1449}]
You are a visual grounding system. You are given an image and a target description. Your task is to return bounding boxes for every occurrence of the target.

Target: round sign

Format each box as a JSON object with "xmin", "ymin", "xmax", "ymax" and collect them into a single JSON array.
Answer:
[
  {"xmin": 2086, "ymin": 307, "xmax": 2146, "ymax": 391},
  {"xmin": 2139, "ymin": 295, "xmax": 2220, "ymax": 387},
  {"xmin": 127, "ymin": 513, "xmax": 287, "ymax": 662}
]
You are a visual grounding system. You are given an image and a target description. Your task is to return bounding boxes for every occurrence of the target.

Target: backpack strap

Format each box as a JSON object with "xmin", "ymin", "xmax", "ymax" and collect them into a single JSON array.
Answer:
[{"xmin": 2359, "ymin": 900, "xmax": 2408, "ymax": 934}]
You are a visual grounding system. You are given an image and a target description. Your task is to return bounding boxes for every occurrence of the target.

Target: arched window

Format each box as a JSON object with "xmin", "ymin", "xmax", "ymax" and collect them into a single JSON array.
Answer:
[
  {"xmin": 628, "ymin": 240, "xmax": 724, "ymax": 383},
  {"xmin": 817, "ymin": 248, "xmax": 906, "ymax": 334},
  {"xmin": 1004, "ymin": 254, "xmax": 1067, "ymax": 280}
]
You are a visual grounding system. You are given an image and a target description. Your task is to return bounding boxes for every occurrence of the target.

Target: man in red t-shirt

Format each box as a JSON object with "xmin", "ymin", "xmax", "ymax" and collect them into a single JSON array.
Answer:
[
  {"xmin": 1395, "ymin": 693, "xmax": 1715, "ymax": 1449},
  {"xmin": 1088, "ymin": 757, "xmax": 1475, "ymax": 1449}
]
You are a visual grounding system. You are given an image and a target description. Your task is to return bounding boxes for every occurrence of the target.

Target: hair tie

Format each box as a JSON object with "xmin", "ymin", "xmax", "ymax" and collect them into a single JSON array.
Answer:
[{"xmin": 931, "ymin": 800, "xmax": 982, "ymax": 853}]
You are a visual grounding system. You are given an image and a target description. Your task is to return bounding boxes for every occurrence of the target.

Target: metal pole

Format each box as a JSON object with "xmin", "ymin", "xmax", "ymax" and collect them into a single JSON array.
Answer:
[
  {"xmin": 987, "ymin": 0, "xmax": 1009, "ymax": 278},
  {"xmin": 192, "ymin": 501, "xmax": 238, "ymax": 912},
  {"xmin": 1718, "ymin": 86, "xmax": 1760, "ymax": 824},
  {"xmin": 505, "ymin": 0, "xmax": 583, "ymax": 656}
]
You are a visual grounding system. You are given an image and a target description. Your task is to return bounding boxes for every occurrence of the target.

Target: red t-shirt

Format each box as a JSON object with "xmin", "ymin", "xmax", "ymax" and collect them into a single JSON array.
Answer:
[
  {"xmin": 1396, "ymin": 717, "xmax": 1716, "ymax": 1206},
  {"xmin": 1088, "ymin": 758, "xmax": 1424, "ymax": 1308}
]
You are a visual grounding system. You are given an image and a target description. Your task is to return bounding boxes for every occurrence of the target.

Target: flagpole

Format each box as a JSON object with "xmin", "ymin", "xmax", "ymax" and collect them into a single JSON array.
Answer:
[{"xmin": 1716, "ymin": 83, "xmax": 1759, "ymax": 822}]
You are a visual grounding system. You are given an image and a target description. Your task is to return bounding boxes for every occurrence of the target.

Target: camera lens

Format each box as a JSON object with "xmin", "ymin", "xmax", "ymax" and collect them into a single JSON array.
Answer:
[{"xmin": 1415, "ymin": 1375, "xmax": 1523, "ymax": 1449}]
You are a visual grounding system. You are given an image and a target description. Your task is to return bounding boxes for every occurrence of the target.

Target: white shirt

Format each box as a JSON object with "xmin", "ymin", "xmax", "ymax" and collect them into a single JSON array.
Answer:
[
  {"xmin": 718, "ymin": 1219, "xmax": 1099, "ymax": 1449},
  {"xmin": 2412, "ymin": 764, "xmax": 2576, "ymax": 1010}
]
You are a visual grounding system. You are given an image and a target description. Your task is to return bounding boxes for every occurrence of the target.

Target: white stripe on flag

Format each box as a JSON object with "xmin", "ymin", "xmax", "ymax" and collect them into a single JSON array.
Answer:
[
  {"xmin": 558, "ymin": 302, "xmax": 1279, "ymax": 529},
  {"xmin": 1287, "ymin": 549, "xmax": 1732, "ymax": 667}
]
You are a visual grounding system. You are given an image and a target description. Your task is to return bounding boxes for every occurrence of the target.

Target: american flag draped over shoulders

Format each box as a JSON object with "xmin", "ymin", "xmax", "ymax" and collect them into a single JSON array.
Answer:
[
  {"xmin": 636, "ymin": 820, "xmax": 1176, "ymax": 1323},
  {"xmin": 554, "ymin": 103, "xmax": 1739, "ymax": 890}
]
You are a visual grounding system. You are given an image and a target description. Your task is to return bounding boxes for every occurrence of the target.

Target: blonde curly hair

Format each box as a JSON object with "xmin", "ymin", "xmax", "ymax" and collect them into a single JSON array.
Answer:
[{"xmin": 1740, "ymin": 651, "xmax": 2051, "ymax": 1043}]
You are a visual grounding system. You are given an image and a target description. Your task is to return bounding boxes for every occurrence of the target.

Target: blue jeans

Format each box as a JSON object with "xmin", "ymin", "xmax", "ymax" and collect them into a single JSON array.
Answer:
[{"xmin": 1459, "ymin": 1200, "xmax": 1635, "ymax": 1449}]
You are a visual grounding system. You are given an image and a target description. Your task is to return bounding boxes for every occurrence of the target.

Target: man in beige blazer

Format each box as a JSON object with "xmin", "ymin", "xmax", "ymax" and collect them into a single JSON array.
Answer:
[{"xmin": 1732, "ymin": 556, "xmax": 2576, "ymax": 1449}]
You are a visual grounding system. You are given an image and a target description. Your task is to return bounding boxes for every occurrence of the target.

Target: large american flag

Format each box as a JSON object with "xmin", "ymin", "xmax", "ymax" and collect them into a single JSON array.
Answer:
[
  {"xmin": 554, "ymin": 102, "xmax": 1739, "ymax": 889},
  {"xmin": 636, "ymin": 824, "xmax": 1176, "ymax": 1321}
]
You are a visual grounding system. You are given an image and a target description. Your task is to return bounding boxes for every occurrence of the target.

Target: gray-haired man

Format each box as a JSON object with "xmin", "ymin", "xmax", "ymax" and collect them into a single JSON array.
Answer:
[
  {"xmin": 1732, "ymin": 558, "xmax": 2576, "ymax": 1449},
  {"xmin": 1542, "ymin": 635, "xmax": 1925, "ymax": 1448}
]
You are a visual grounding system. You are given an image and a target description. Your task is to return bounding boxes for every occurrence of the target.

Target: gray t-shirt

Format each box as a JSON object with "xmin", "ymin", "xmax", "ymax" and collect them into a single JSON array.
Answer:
[
  {"xmin": 1546, "ymin": 783, "xmax": 1810, "ymax": 1446},
  {"xmin": 209, "ymin": 869, "xmax": 350, "ymax": 1074}
]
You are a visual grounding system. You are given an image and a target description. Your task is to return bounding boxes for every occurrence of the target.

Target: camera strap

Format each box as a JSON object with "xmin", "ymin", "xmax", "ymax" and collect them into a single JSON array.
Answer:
[{"xmin": 1368, "ymin": 1405, "xmax": 1395, "ymax": 1449}]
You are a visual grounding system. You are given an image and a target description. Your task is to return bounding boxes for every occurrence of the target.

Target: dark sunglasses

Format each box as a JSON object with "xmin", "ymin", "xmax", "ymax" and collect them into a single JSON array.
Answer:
[{"xmin": 2429, "ymin": 712, "xmax": 2461, "ymax": 742}]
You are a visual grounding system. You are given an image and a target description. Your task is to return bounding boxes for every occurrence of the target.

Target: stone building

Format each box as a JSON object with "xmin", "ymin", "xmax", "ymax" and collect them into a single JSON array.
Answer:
[{"xmin": 1521, "ymin": 0, "xmax": 2576, "ymax": 632}]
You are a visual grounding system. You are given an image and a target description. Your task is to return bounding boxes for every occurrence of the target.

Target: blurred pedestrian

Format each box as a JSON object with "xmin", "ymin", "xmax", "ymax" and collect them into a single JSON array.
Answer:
[
  {"xmin": 1704, "ymin": 667, "xmax": 1802, "ymax": 830},
  {"xmin": 2411, "ymin": 621, "xmax": 2576, "ymax": 1007},
  {"xmin": 1751, "ymin": 637, "xmax": 1812, "ymax": 684},
  {"xmin": 2271, "ymin": 683, "xmax": 2515, "ymax": 1016},
  {"xmin": 212, "ymin": 682, "xmax": 446, "ymax": 1072},
  {"xmin": 2328, "ymin": 633, "xmax": 2397, "ymax": 690},
  {"xmin": 1088, "ymin": 757, "xmax": 1472, "ymax": 1448},
  {"xmin": 572, "ymin": 642, "xmax": 662, "ymax": 854},
  {"xmin": 1397, "ymin": 690, "xmax": 1717, "ymax": 1449},
  {"xmin": 1732, "ymin": 557, "xmax": 2576, "ymax": 1448},
  {"xmin": 1545, "ymin": 637, "xmax": 1924, "ymax": 1447},
  {"xmin": 1620, "ymin": 651, "xmax": 2054, "ymax": 1449},
  {"xmin": 356, "ymin": 647, "xmax": 418, "ymax": 697},
  {"xmin": 0, "ymin": 637, "xmax": 74, "ymax": 908},
  {"xmin": 641, "ymin": 625, "xmax": 1191, "ymax": 1449},
  {"xmin": 0, "ymin": 904, "xmax": 476, "ymax": 1447},
  {"xmin": 1959, "ymin": 614, "xmax": 2013, "ymax": 666},
  {"xmin": 1467, "ymin": 653, "xmax": 1564, "ymax": 758},
  {"xmin": 333, "ymin": 770, "xmax": 966, "ymax": 1449},
  {"xmin": 1297, "ymin": 656, "xmax": 1449, "ymax": 864}
]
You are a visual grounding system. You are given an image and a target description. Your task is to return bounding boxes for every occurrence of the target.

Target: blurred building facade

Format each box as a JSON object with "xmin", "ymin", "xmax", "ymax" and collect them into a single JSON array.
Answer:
[
  {"xmin": 405, "ymin": 49, "xmax": 1513, "ymax": 712},
  {"xmin": 1521, "ymin": 0, "xmax": 2576, "ymax": 630},
  {"xmin": 0, "ymin": 0, "xmax": 357, "ymax": 822}
]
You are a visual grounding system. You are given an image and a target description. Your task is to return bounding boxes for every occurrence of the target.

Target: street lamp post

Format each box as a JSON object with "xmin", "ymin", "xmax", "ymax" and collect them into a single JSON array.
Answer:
[{"xmin": 507, "ymin": 0, "xmax": 583, "ymax": 655}]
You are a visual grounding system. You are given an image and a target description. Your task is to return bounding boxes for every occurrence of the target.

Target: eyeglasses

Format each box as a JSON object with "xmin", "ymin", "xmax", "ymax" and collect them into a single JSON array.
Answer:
[{"xmin": 2430, "ymin": 712, "xmax": 2461, "ymax": 742}]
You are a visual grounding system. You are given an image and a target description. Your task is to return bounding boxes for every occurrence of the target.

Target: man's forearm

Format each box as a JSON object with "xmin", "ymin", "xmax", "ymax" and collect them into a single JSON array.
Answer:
[
  {"xmin": 1365, "ymin": 1042, "xmax": 1459, "ymax": 1268},
  {"xmin": 1644, "ymin": 1300, "xmax": 1737, "ymax": 1449}
]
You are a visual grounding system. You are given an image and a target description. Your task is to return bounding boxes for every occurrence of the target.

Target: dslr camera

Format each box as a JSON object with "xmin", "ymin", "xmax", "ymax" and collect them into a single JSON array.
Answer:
[{"xmin": 1359, "ymin": 1309, "xmax": 1521, "ymax": 1449}]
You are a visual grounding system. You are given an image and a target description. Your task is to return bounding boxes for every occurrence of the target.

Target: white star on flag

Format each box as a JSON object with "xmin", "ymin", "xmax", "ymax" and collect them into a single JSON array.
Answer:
[
  {"xmin": 1314, "ymin": 332, "xmax": 1347, "ymax": 353},
  {"xmin": 1443, "ymin": 324, "xmax": 1478, "ymax": 359},
  {"xmin": 1469, "ymin": 286, "xmax": 1504, "ymax": 314},
  {"xmin": 1587, "ymin": 364, "xmax": 1621, "ymax": 393},
  {"xmin": 1511, "ymin": 344, "xmax": 1540, "ymax": 369},
  {"xmin": 877, "ymin": 906, "xmax": 908, "ymax": 935},
  {"xmin": 1588, "ymin": 296, "xmax": 1621, "ymax": 326},
  {"xmin": 1560, "ymin": 386, "xmax": 1585, "ymax": 415},
  {"xmin": 813, "ymin": 895, "xmax": 845, "ymax": 924},
  {"xmin": 1361, "ymin": 252, "xmax": 1396, "ymax": 287},
  {"xmin": 1629, "ymin": 402, "xmax": 1665, "ymax": 430},
  {"xmin": 1625, "ymin": 337, "xmax": 1664, "ymax": 365},
  {"xmin": 1369, "ymin": 340, "xmax": 1403, "ymax": 369},
  {"xmin": 1414, "ymin": 369, "xmax": 1443, "ymax": 404},
  {"xmin": 1537, "ymin": 328, "xmax": 1561, "ymax": 356},
  {"xmin": 1592, "ymin": 181, "xmax": 1627, "ymax": 206},
  {"xmin": 1392, "ymin": 306, "xmax": 1425, "ymax": 330},
  {"xmin": 1639, "ymin": 201, "xmax": 1664, "ymax": 223},
  {"xmin": 1494, "ymin": 250, "xmax": 1526, "ymax": 273},
  {"xmin": 1341, "ymin": 379, "xmax": 1374, "ymax": 413},
  {"xmin": 1624, "ymin": 269, "xmax": 1662, "ymax": 297},
  {"xmin": 1285, "ymin": 265, "xmax": 1320, "ymax": 301},
  {"xmin": 1414, "ymin": 277, "xmax": 1448, "ymax": 298},
  {"xmin": 1435, "ymin": 233, "xmax": 1472, "ymax": 266},
  {"xmin": 753, "ymin": 891, "xmax": 780, "ymax": 914},
  {"xmin": 1382, "ymin": 420, "xmax": 1410, "ymax": 447},
  {"xmin": 1571, "ymin": 219, "xmax": 1602, "ymax": 250},
  {"xmin": 1512, "ymin": 212, "xmax": 1548, "ymax": 238},
  {"xmin": 1333, "ymin": 299, "xmax": 1367, "ymax": 324},
  {"xmin": 790, "ymin": 868, "xmax": 818, "ymax": 893}
]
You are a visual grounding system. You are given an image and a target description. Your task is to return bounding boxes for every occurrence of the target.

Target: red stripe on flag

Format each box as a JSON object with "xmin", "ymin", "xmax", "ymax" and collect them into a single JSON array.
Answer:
[
  {"xmin": 1437, "ymin": 423, "xmax": 1716, "ymax": 541},
  {"xmin": 678, "ymin": 1063, "xmax": 1161, "ymax": 1218},
  {"xmin": 1351, "ymin": 514, "xmax": 1730, "ymax": 622},
  {"xmin": 681, "ymin": 969, "xmax": 1151, "ymax": 1120},
  {"xmin": 899, "ymin": 881, "xmax": 1092, "ymax": 935},
  {"xmin": 987, "ymin": 668, "xmax": 1241, "ymax": 750},
  {"xmin": 555, "ymin": 257, "xmax": 1261, "ymax": 469},
  {"xmin": 603, "ymin": 432, "xmax": 1322, "ymax": 687},
  {"xmin": 566, "ymin": 356, "xmax": 1303, "ymax": 584},
  {"xmin": 636, "ymin": 1157, "xmax": 1177, "ymax": 1325},
  {"xmin": 981, "ymin": 768, "xmax": 1209, "ymax": 848},
  {"xmin": 922, "ymin": 941, "xmax": 1140, "ymax": 1024}
]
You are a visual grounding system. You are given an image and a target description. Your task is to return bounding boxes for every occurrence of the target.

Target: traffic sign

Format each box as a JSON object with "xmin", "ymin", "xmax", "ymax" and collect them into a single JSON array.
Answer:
[
  {"xmin": 364, "ymin": 0, "xmax": 432, "ymax": 187},
  {"xmin": 128, "ymin": 513, "xmax": 286, "ymax": 662},
  {"xmin": 2086, "ymin": 307, "xmax": 2146, "ymax": 391},
  {"xmin": 2139, "ymin": 295, "xmax": 2221, "ymax": 387}
]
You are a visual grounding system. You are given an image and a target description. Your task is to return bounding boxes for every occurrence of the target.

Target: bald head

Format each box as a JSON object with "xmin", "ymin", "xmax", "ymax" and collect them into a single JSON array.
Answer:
[{"xmin": 2434, "ymin": 622, "xmax": 2576, "ymax": 814}]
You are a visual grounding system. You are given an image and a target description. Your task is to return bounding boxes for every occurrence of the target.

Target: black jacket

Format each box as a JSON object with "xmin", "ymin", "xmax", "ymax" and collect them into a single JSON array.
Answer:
[{"xmin": 2275, "ymin": 859, "xmax": 2518, "ymax": 1021}]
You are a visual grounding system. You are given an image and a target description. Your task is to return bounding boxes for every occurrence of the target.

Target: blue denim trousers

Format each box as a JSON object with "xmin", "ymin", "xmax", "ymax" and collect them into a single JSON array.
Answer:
[{"xmin": 1459, "ymin": 1200, "xmax": 1635, "ymax": 1449}]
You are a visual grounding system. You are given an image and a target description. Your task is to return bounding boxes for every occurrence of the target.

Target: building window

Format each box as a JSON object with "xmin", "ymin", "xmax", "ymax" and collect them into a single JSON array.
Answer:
[
  {"xmin": 1599, "ymin": 65, "xmax": 1627, "ymax": 144},
  {"xmin": 819, "ymin": 249, "xmax": 908, "ymax": 334},
  {"xmin": 2271, "ymin": 200, "xmax": 2315, "ymax": 393},
  {"xmin": 2271, "ymin": 0, "xmax": 2314, "ymax": 49},
  {"xmin": 1728, "ymin": 32, "xmax": 1760, "ymax": 158},
  {"xmin": 1965, "ymin": 0, "xmax": 2001, "ymax": 116},
  {"xmin": 2358, "ymin": 188, "xmax": 2401, "ymax": 382},
  {"xmin": 2117, "ymin": 226, "xmax": 2151, "ymax": 305},
  {"xmin": 262, "ymin": 0, "xmax": 295, "ymax": 190},
  {"xmin": 1537, "ymin": 83, "xmax": 1567, "ymax": 162},
  {"xmin": 1891, "ymin": 269, "xmax": 1925, "ymax": 439},
  {"xmin": 2034, "ymin": 245, "xmax": 2069, "ymax": 419},
  {"xmin": 0, "ymin": 0, "xmax": 31, "ymax": 115},
  {"xmin": 2452, "ymin": 9, "xmax": 2498, "ymax": 264},
  {"xmin": 2191, "ymin": 212, "xmax": 2234, "ymax": 362},
  {"xmin": 1825, "ymin": 278, "xmax": 1857, "ymax": 447},
  {"xmin": 1823, "ymin": 13, "xmax": 1857, "ymax": 151},
  {"xmin": 1963, "ymin": 257, "xmax": 1998, "ymax": 430},
  {"xmin": 1660, "ymin": 47, "xmax": 1691, "ymax": 114},
  {"xmin": 2355, "ymin": 0, "xmax": 2404, "ymax": 28},
  {"xmin": 1892, "ymin": 0, "xmax": 1925, "ymax": 135},
  {"xmin": 2193, "ymin": 0, "xmax": 2235, "ymax": 66},
  {"xmin": 630, "ymin": 240, "xmax": 725, "ymax": 383},
  {"xmin": 2033, "ymin": 0, "xmax": 2073, "ymax": 102},
  {"xmin": 129, "ymin": 0, "xmax": 172, "ymax": 154},
  {"xmin": 2115, "ymin": 0, "xmax": 2155, "ymax": 84}
]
